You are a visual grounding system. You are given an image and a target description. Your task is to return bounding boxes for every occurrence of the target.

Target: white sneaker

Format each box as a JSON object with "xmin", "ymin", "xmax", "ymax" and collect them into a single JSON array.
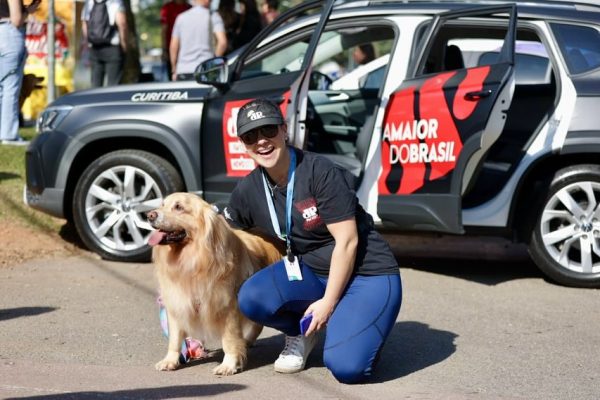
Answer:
[
  {"xmin": 2, "ymin": 137, "xmax": 29, "ymax": 146},
  {"xmin": 274, "ymin": 334, "xmax": 317, "ymax": 373}
]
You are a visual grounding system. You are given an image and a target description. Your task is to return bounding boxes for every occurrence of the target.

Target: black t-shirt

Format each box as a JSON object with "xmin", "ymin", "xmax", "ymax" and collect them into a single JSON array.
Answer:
[{"xmin": 225, "ymin": 148, "xmax": 398, "ymax": 277}]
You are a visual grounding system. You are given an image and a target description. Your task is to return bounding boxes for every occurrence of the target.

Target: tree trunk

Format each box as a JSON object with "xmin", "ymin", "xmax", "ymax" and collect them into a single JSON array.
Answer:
[{"xmin": 121, "ymin": 0, "xmax": 141, "ymax": 83}]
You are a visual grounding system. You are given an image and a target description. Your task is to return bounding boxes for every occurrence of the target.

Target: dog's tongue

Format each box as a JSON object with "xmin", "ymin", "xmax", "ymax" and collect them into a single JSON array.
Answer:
[{"xmin": 148, "ymin": 230, "xmax": 166, "ymax": 246}]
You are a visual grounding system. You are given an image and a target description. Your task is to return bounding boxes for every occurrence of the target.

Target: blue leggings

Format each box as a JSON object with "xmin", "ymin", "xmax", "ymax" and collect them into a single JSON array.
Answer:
[{"xmin": 238, "ymin": 260, "xmax": 402, "ymax": 383}]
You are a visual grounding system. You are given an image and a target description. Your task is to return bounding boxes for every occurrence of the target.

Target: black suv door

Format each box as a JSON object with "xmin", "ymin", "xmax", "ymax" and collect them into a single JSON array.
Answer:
[
  {"xmin": 199, "ymin": 0, "xmax": 336, "ymax": 205},
  {"xmin": 378, "ymin": 5, "xmax": 517, "ymax": 233}
]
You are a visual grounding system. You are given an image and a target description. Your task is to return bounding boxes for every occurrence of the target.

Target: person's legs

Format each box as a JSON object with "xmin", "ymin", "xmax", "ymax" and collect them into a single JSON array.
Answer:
[
  {"xmin": 104, "ymin": 46, "xmax": 124, "ymax": 86},
  {"xmin": 0, "ymin": 25, "xmax": 27, "ymax": 142},
  {"xmin": 238, "ymin": 260, "xmax": 325, "ymax": 335},
  {"xmin": 89, "ymin": 47, "xmax": 105, "ymax": 88},
  {"xmin": 238, "ymin": 260, "xmax": 325, "ymax": 373},
  {"xmin": 322, "ymin": 273, "xmax": 402, "ymax": 383}
]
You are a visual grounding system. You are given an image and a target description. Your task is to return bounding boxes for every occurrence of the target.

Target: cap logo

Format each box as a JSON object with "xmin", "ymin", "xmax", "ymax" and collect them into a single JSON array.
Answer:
[{"xmin": 248, "ymin": 110, "xmax": 264, "ymax": 121}]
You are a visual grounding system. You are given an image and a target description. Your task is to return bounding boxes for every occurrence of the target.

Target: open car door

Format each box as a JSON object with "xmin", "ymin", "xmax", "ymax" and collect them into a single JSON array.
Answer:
[
  {"xmin": 377, "ymin": 5, "xmax": 517, "ymax": 233},
  {"xmin": 198, "ymin": 0, "xmax": 336, "ymax": 205}
]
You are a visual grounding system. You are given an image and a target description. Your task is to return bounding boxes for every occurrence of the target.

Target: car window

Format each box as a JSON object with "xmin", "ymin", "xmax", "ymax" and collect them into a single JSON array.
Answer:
[
  {"xmin": 240, "ymin": 35, "xmax": 311, "ymax": 80},
  {"xmin": 313, "ymin": 26, "xmax": 395, "ymax": 89},
  {"xmin": 551, "ymin": 23, "xmax": 600, "ymax": 75},
  {"xmin": 455, "ymin": 39, "xmax": 551, "ymax": 85},
  {"xmin": 421, "ymin": 25, "xmax": 509, "ymax": 75},
  {"xmin": 421, "ymin": 23, "xmax": 553, "ymax": 86}
]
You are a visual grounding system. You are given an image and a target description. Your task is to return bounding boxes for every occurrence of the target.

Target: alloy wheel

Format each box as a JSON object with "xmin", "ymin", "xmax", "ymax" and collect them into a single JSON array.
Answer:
[{"xmin": 540, "ymin": 181, "xmax": 600, "ymax": 274}]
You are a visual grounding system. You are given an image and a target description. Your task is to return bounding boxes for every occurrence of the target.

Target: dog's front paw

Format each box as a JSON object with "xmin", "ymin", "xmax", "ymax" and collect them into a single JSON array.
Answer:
[
  {"xmin": 212, "ymin": 354, "xmax": 241, "ymax": 376},
  {"xmin": 212, "ymin": 362, "xmax": 239, "ymax": 376},
  {"xmin": 155, "ymin": 357, "xmax": 180, "ymax": 371}
]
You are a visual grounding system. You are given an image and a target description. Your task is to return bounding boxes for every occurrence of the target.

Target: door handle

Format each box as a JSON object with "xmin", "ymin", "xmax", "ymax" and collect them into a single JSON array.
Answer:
[
  {"xmin": 326, "ymin": 92, "xmax": 350, "ymax": 101},
  {"xmin": 464, "ymin": 90, "xmax": 492, "ymax": 101}
]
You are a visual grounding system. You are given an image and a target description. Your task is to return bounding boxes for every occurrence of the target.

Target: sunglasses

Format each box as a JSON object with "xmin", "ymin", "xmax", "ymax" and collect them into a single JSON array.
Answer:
[{"xmin": 239, "ymin": 125, "xmax": 280, "ymax": 145}]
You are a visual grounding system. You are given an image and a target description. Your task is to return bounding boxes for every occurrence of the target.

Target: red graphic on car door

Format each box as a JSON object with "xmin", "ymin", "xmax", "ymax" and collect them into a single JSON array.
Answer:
[
  {"xmin": 222, "ymin": 91, "xmax": 291, "ymax": 177},
  {"xmin": 380, "ymin": 66, "xmax": 490, "ymax": 194}
]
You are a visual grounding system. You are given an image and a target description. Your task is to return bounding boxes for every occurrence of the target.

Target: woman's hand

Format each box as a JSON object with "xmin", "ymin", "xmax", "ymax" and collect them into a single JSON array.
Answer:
[{"xmin": 303, "ymin": 297, "xmax": 336, "ymax": 336}]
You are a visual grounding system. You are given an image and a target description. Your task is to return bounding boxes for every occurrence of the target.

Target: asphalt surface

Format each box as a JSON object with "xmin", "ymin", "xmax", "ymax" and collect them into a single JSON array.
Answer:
[{"xmin": 1, "ymin": 236, "xmax": 599, "ymax": 400}]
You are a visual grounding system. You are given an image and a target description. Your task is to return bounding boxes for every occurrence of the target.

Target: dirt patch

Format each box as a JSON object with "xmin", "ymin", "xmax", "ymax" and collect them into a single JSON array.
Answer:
[{"xmin": 0, "ymin": 221, "xmax": 81, "ymax": 267}]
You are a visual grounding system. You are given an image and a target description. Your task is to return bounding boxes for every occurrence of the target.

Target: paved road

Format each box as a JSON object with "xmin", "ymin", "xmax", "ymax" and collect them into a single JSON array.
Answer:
[{"xmin": 1, "ymin": 237, "xmax": 599, "ymax": 399}]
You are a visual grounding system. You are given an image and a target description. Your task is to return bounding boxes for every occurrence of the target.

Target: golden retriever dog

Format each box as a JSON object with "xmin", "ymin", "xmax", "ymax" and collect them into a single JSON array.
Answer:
[{"xmin": 146, "ymin": 192, "xmax": 283, "ymax": 375}]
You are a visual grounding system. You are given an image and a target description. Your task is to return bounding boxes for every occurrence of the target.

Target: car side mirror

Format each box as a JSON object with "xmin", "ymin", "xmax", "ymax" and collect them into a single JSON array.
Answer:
[
  {"xmin": 195, "ymin": 57, "xmax": 229, "ymax": 90},
  {"xmin": 309, "ymin": 70, "xmax": 333, "ymax": 90}
]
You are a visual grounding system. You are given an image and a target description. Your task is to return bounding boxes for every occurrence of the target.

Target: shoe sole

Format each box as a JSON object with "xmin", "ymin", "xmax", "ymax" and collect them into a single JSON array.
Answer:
[
  {"xmin": 273, "ymin": 334, "xmax": 317, "ymax": 374},
  {"xmin": 274, "ymin": 362, "xmax": 306, "ymax": 374}
]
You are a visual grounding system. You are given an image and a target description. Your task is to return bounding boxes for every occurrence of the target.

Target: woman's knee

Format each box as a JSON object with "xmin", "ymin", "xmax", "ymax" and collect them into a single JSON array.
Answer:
[
  {"xmin": 323, "ymin": 350, "xmax": 370, "ymax": 384},
  {"xmin": 238, "ymin": 278, "xmax": 266, "ymax": 319}
]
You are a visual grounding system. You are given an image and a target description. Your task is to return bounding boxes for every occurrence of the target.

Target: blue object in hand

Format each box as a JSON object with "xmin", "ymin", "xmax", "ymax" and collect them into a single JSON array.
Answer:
[{"xmin": 300, "ymin": 313, "xmax": 313, "ymax": 336}]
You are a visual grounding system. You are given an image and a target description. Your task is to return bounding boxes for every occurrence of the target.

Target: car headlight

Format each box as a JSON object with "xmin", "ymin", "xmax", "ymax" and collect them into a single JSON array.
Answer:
[{"xmin": 36, "ymin": 105, "xmax": 73, "ymax": 134}]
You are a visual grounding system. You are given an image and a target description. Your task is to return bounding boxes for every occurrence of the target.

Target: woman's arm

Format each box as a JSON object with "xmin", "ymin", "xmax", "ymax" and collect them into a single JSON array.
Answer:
[
  {"xmin": 304, "ymin": 217, "xmax": 358, "ymax": 336},
  {"xmin": 8, "ymin": 0, "xmax": 24, "ymax": 27},
  {"xmin": 10, "ymin": 0, "xmax": 40, "ymax": 27}
]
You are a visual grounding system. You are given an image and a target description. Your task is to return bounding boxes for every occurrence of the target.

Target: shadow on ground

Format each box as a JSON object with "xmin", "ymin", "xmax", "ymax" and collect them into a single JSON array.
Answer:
[
  {"xmin": 384, "ymin": 233, "xmax": 546, "ymax": 286},
  {"xmin": 245, "ymin": 320, "xmax": 456, "ymax": 383},
  {"xmin": 58, "ymin": 223, "xmax": 89, "ymax": 252},
  {"xmin": 0, "ymin": 172, "xmax": 21, "ymax": 182},
  {"xmin": 398, "ymin": 256, "xmax": 544, "ymax": 286},
  {"xmin": 371, "ymin": 321, "xmax": 457, "ymax": 382},
  {"xmin": 0, "ymin": 306, "xmax": 57, "ymax": 322},
  {"xmin": 5, "ymin": 384, "xmax": 247, "ymax": 400}
]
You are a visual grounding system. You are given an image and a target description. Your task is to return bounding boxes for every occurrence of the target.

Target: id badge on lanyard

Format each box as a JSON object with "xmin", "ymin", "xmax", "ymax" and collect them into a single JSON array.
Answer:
[{"xmin": 262, "ymin": 147, "xmax": 302, "ymax": 281}]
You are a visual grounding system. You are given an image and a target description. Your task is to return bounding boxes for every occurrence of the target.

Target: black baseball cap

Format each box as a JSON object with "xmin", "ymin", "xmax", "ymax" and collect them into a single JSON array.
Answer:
[{"xmin": 236, "ymin": 98, "xmax": 285, "ymax": 137}]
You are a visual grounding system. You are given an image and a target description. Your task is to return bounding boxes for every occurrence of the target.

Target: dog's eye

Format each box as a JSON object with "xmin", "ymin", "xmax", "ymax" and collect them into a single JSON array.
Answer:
[{"xmin": 173, "ymin": 202, "xmax": 184, "ymax": 212}]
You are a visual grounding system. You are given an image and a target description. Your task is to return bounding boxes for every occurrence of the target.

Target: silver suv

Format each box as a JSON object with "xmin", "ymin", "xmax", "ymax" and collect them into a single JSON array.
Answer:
[{"xmin": 26, "ymin": 0, "xmax": 600, "ymax": 287}]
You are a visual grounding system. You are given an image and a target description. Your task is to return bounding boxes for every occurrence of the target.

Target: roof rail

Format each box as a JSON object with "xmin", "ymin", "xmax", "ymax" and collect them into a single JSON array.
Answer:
[{"xmin": 356, "ymin": 0, "xmax": 600, "ymax": 11}]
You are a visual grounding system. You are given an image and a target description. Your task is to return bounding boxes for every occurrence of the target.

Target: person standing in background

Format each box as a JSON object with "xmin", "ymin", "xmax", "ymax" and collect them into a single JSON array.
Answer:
[
  {"xmin": 160, "ymin": 0, "xmax": 190, "ymax": 81},
  {"xmin": 260, "ymin": 0, "xmax": 279, "ymax": 27},
  {"xmin": 0, "ymin": 0, "xmax": 40, "ymax": 145},
  {"xmin": 234, "ymin": 0, "xmax": 261, "ymax": 49},
  {"xmin": 217, "ymin": 0, "xmax": 240, "ymax": 54},
  {"xmin": 170, "ymin": 0, "xmax": 226, "ymax": 81},
  {"xmin": 353, "ymin": 43, "xmax": 376, "ymax": 66},
  {"xmin": 81, "ymin": 0, "xmax": 128, "ymax": 87}
]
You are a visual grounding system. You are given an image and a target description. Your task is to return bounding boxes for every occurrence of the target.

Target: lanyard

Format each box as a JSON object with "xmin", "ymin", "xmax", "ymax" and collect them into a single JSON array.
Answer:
[{"xmin": 261, "ymin": 147, "xmax": 296, "ymax": 261}]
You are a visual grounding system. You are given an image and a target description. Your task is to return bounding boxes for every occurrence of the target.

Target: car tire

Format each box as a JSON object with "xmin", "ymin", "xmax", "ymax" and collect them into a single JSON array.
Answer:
[
  {"xmin": 72, "ymin": 150, "xmax": 184, "ymax": 262},
  {"xmin": 529, "ymin": 164, "xmax": 600, "ymax": 288}
]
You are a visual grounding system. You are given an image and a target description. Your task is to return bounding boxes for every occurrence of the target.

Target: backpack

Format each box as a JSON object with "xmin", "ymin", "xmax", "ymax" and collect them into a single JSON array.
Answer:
[{"xmin": 87, "ymin": 0, "xmax": 115, "ymax": 46}]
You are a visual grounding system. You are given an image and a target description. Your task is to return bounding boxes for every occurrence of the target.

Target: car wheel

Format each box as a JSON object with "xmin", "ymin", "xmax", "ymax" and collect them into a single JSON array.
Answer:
[
  {"xmin": 529, "ymin": 164, "xmax": 600, "ymax": 288},
  {"xmin": 72, "ymin": 150, "xmax": 184, "ymax": 262}
]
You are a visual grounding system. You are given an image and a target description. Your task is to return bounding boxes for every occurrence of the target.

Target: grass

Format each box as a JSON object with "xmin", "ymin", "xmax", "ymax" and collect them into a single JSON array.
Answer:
[{"xmin": 0, "ymin": 127, "xmax": 64, "ymax": 233}]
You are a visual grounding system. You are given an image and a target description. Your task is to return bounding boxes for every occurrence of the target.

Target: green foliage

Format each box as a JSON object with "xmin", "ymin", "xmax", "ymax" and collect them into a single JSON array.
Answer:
[{"xmin": 136, "ymin": 0, "xmax": 164, "ymax": 51}]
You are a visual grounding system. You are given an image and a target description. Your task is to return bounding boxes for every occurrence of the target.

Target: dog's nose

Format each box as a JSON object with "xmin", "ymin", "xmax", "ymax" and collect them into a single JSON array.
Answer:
[{"xmin": 146, "ymin": 210, "xmax": 157, "ymax": 222}]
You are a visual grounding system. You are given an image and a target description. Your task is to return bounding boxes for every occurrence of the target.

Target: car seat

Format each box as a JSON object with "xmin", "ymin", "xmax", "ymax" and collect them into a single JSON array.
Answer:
[{"xmin": 444, "ymin": 44, "xmax": 465, "ymax": 70}]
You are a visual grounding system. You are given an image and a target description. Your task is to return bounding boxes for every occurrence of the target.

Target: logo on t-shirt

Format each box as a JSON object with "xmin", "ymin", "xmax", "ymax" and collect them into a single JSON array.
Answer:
[{"xmin": 295, "ymin": 198, "xmax": 323, "ymax": 231}]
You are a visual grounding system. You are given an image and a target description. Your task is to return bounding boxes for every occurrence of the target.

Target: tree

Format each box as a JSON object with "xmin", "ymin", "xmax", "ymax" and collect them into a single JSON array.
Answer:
[
  {"xmin": 136, "ymin": 0, "xmax": 163, "ymax": 51},
  {"xmin": 122, "ymin": 0, "xmax": 141, "ymax": 83}
]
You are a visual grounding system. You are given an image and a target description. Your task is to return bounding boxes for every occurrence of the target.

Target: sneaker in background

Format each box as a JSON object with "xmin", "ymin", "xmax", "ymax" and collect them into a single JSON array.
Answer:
[{"xmin": 2, "ymin": 137, "xmax": 30, "ymax": 146}]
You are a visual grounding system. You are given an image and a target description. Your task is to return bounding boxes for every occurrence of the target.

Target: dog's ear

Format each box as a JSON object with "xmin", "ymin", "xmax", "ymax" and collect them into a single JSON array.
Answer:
[{"xmin": 199, "ymin": 204, "xmax": 231, "ymax": 261}]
